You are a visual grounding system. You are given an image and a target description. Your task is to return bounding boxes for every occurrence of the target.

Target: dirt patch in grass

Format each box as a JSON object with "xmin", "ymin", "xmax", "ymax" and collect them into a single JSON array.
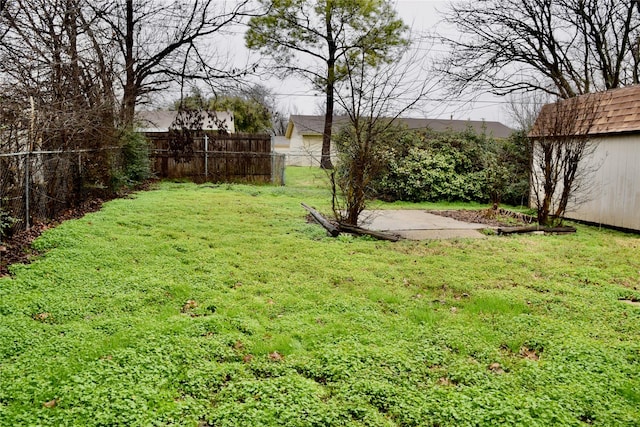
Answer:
[
  {"xmin": 619, "ymin": 299, "xmax": 640, "ymax": 307},
  {"xmin": 428, "ymin": 208, "xmax": 536, "ymax": 228}
]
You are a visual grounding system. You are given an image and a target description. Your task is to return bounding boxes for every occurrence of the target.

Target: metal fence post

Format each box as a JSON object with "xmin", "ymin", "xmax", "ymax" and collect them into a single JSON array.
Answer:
[
  {"xmin": 26, "ymin": 96, "xmax": 35, "ymax": 230},
  {"xmin": 280, "ymin": 154, "xmax": 285, "ymax": 185},
  {"xmin": 24, "ymin": 152, "xmax": 30, "ymax": 230},
  {"xmin": 270, "ymin": 136, "xmax": 275, "ymax": 184}
]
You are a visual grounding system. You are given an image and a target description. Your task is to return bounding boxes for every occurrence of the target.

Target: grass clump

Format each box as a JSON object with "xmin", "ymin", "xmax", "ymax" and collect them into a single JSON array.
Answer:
[{"xmin": 0, "ymin": 167, "xmax": 639, "ymax": 426}]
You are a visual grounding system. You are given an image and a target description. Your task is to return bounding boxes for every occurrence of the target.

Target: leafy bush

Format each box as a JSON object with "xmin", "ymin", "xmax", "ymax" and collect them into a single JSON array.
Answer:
[
  {"xmin": 374, "ymin": 127, "xmax": 531, "ymax": 205},
  {"xmin": 112, "ymin": 131, "xmax": 152, "ymax": 189},
  {"xmin": 0, "ymin": 206, "xmax": 15, "ymax": 240},
  {"xmin": 379, "ymin": 147, "xmax": 487, "ymax": 202},
  {"xmin": 376, "ymin": 128, "xmax": 491, "ymax": 202},
  {"xmin": 496, "ymin": 130, "xmax": 532, "ymax": 206}
]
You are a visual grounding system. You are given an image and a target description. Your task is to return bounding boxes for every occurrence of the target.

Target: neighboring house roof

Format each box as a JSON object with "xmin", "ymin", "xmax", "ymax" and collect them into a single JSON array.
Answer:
[
  {"xmin": 530, "ymin": 85, "xmax": 640, "ymax": 138},
  {"xmin": 285, "ymin": 115, "xmax": 331, "ymax": 138},
  {"xmin": 285, "ymin": 114, "xmax": 513, "ymax": 139},
  {"xmin": 398, "ymin": 118, "xmax": 513, "ymax": 138},
  {"xmin": 135, "ymin": 110, "xmax": 235, "ymax": 133}
]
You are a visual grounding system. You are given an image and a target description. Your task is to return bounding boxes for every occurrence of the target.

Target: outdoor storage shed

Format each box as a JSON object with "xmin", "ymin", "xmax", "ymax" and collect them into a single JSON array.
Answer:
[{"xmin": 529, "ymin": 86, "xmax": 640, "ymax": 232}]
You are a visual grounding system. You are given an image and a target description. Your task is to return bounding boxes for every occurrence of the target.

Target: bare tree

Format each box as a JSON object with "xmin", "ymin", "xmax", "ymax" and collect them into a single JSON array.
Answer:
[
  {"xmin": 0, "ymin": 0, "xmax": 16, "ymax": 42},
  {"xmin": 0, "ymin": 0, "xmax": 123, "ymax": 231},
  {"xmin": 95, "ymin": 0, "xmax": 254, "ymax": 128},
  {"xmin": 331, "ymin": 37, "xmax": 434, "ymax": 225},
  {"xmin": 440, "ymin": 0, "xmax": 640, "ymax": 99},
  {"xmin": 506, "ymin": 92, "xmax": 553, "ymax": 132},
  {"xmin": 1, "ymin": 0, "xmax": 258, "ymax": 146},
  {"xmin": 0, "ymin": 0, "xmax": 117, "ymax": 150},
  {"xmin": 529, "ymin": 94, "xmax": 605, "ymax": 226}
]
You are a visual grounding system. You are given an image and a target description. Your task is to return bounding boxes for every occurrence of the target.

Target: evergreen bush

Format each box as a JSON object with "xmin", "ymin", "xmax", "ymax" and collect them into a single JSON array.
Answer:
[
  {"xmin": 0, "ymin": 206, "xmax": 14, "ymax": 240},
  {"xmin": 112, "ymin": 131, "xmax": 153, "ymax": 189},
  {"xmin": 373, "ymin": 127, "xmax": 530, "ymax": 206}
]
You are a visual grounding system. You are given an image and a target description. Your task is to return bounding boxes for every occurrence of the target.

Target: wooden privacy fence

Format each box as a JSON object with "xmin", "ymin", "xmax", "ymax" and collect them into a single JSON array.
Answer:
[{"xmin": 146, "ymin": 133, "xmax": 285, "ymax": 185}]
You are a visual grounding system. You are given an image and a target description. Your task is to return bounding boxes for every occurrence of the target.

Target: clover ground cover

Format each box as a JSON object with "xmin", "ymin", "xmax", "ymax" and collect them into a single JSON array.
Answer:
[{"xmin": 0, "ymin": 168, "xmax": 638, "ymax": 426}]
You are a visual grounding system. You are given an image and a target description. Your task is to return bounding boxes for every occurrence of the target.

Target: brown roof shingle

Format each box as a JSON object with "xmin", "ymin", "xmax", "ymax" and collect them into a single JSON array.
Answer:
[{"xmin": 530, "ymin": 85, "xmax": 640, "ymax": 138}]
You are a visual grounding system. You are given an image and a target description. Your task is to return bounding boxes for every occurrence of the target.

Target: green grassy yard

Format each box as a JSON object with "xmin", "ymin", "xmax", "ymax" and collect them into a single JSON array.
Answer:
[{"xmin": 0, "ymin": 167, "xmax": 639, "ymax": 426}]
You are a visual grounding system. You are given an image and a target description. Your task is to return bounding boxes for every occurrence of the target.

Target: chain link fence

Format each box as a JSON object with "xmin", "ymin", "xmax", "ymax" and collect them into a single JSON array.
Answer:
[
  {"xmin": 1, "ymin": 143, "xmax": 286, "ymax": 242},
  {"xmin": 1, "ymin": 131, "xmax": 287, "ymax": 243},
  {"xmin": 0, "ymin": 148, "xmax": 122, "ymax": 239}
]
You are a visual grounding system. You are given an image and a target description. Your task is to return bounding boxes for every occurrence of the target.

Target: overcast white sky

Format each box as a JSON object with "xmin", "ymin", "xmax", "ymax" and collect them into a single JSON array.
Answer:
[
  {"xmin": 263, "ymin": 0, "xmax": 512, "ymax": 126},
  {"xmin": 161, "ymin": 1, "xmax": 514, "ymax": 126},
  {"xmin": 397, "ymin": 1, "xmax": 512, "ymax": 125}
]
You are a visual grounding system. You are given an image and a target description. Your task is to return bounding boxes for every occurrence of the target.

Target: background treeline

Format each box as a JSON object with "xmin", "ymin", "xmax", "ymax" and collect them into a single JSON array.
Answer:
[{"xmin": 0, "ymin": 0, "xmax": 255, "ymax": 238}]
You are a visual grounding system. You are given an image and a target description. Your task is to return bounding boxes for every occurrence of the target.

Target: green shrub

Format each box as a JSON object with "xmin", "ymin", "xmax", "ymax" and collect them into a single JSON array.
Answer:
[
  {"xmin": 374, "ymin": 127, "xmax": 530, "ymax": 206},
  {"xmin": 376, "ymin": 127, "xmax": 493, "ymax": 203},
  {"xmin": 0, "ymin": 201, "xmax": 15, "ymax": 240},
  {"xmin": 112, "ymin": 131, "xmax": 152, "ymax": 189},
  {"xmin": 496, "ymin": 130, "xmax": 531, "ymax": 206},
  {"xmin": 379, "ymin": 147, "xmax": 487, "ymax": 202}
]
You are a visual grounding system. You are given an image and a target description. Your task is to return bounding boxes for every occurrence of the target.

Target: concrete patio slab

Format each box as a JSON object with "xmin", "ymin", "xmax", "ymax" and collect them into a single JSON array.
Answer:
[{"xmin": 359, "ymin": 210, "xmax": 489, "ymax": 240}]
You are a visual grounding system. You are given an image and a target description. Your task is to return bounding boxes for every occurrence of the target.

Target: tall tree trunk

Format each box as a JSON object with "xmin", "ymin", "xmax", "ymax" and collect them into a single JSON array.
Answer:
[
  {"xmin": 538, "ymin": 143, "xmax": 555, "ymax": 226},
  {"xmin": 121, "ymin": 0, "xmax": 136, "ymax": 129},
  {"xmin": 322, "ymin": 74, "xmax": 334, "ymax": 169},
  {"xmin": 320, "ymin": 5, "xmax": 334, "ymax": 170}
]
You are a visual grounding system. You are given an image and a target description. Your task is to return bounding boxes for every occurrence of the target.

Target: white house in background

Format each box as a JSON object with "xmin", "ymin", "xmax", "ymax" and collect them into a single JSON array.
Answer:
[
  {"xmin": 529, "ymin": 86, "xmax": 640, "ymax": 232},
  {"xmin": 272, "ymin": 135, "xmax": 290, "ymax": 158},
  {"xmin": 280, "ymin": 114, "xmax": 514, "ymax": 166},
  {"xmin": 135, "ymin": 110, "xmax": 235, "ymax": 134},
  {"xmin": 282, "ymin": 115, "xmax": 332, "ymax": 166}
]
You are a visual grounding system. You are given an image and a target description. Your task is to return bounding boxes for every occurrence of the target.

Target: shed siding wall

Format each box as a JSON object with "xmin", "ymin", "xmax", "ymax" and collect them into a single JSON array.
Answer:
[{"xmin": 533, "ymin": 134, "xmax": 640, "ymax": 230}]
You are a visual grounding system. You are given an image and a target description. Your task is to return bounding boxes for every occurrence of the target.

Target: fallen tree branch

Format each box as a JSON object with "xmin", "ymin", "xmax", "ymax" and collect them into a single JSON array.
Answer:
[
  {"xmin": 338, "ymin": 223, "xmax": 401, "ymax": 242},
  {"xmin": 301, "ymin": 203, "xmax": 340, "ymax": 237},
  {"xmin": 497, "ymin": 226, "xmax": 576, "ymax": 235}
]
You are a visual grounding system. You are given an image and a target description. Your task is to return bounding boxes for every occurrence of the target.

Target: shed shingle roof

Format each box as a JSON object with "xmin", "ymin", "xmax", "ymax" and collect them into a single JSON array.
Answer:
[
  {"xmin": 286, "ymin": 115, "xmax": 513, "ymax": 139},
  {"xmin": 530, "ymin": 85, "xmax": 640, "ymax": 138}
]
